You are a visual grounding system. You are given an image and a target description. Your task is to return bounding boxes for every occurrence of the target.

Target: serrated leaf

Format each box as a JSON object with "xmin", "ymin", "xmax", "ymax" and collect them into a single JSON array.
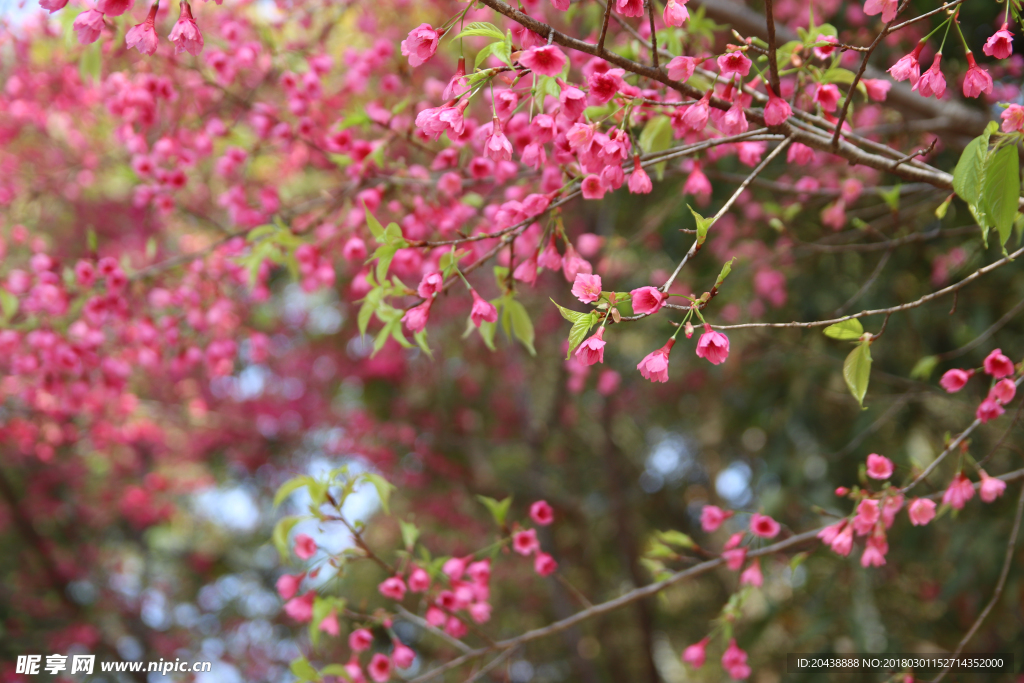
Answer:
[
  {"xmin": 273, "ymin": 516, "xmax": 302, "ymax": 561},
  {"xmin": 551, "ymin": 298, "xmax": 589, "ymax": 324},
  {"xmin": 363, "ymin": 472, "xmax": 395, "ymax": 514},
  {"xmin": 274, "ymin": 476, "xmax": 314, "ymax": 508},
  {"xmin": 843, "ymin": 341, "xmax": 872, "ymax": 408},
  {"xmin": 823, "ymin": 318, "xmax": 864, "ymax": 340},
  {"xmin": 478, "ymin": 319, "xmax": 497, "ymax": 350},
  {"xmin": 566, "ymin": 312, "xmax": 597, "ymax": 359},
  {"xmin": 953, "ymin": 132, "xmax": 991, "ymax": 206},
  {"xmin": 982, "ymin": 143, "xmax": 1020, "ymax": 247},
  {"xmin": 474, "ymin": 41, "xmax": 498, "ymax": 69},
  {"xmin": 505, "ymin": 298, "xmax": 535, "ymax": 356},
  {"xmin": 452, "ymin": 21, "xmax": 505, "ymax": 40},
  {"xmin": 822, "ymin": 66, "xmax": 856, "ymax": 85},
  {"xmin": 373, "ymin": 245, "xmax": 399, "ymax": 282},
  {"xmin": 476, "ymin": 495, "xmax": 512, "ymax": 527}
]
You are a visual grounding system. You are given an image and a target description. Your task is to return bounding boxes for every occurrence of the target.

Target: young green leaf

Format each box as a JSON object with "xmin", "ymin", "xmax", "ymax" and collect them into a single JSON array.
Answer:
[
  {"xmin": 272, "ymin": 516, "xmax": 302, "ymax": 560},
  {"xmin": 399, "ymin": 520, "xmax": 420, "ymax": 550},
  {"xmin": 476, "ymin": 495, "xmax": 513, "ymax": 527},
  {"xmin": 688, "ymin": 205, "xmax": 714, "ymax": 245},
  {"xmin": 843, "ymin": 341, "xmax": 872, "ymax": 408},
  {"xmin": 909, "ymin": 355, "xmax": 939, "ymax": 381},
  {"xmin": 452, "ymin": 22, "xmax": 505, "ymax": 40},
  {"xmin": 982, "ymin": 143, "xmax": 1020, "ymax": 247},
  {"xmin": 639, "ymin": 115, "xmax": 672, "ymax": 178},
  {"xmin": 274, "ymin": 476, "xmax": 315, "ymax": 508},
  {"xmin": 714, "ymin": 257, "xmax": 736, "ymax": 289},
  {"xmin": 363, "ymin": 472, "xmax": 395, "ymax": 514},
  {"xmin": 290, "ymin": 657, "xmax": 322, "ymax": 683},
  {"xmin": 364, "ymin": 203, "xmax": 385, "ymax": 243},
  {"xmin": 551, "ymin": 298, "xmax": 590, "ymax": 324},
  {"xmin": 565, "ymin": 312, "xmax": 597, "ymax": 359},
  {"xmin": 952, "ymin": 131, "xmax": 991, "ymax": 206},
  {"xmin": 823, "ymin": 318, "xmax": 864, "ymax": 340},
  {"xmin": 505, "ymin": 298, "xmax": 536, "ymax": 356}
]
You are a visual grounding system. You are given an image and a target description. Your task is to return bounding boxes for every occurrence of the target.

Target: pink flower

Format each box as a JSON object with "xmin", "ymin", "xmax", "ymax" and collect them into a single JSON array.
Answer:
[
  {"xmin": 417, "ymin": 272, "xmax": 443, "ymax": 299},
  {"xmin": 126, "ymin": 4, "xmax": 159, "ymax": 55},
  {"xmin": 392, "ymin": 643, "xmax": 415, "ymax": 669},
  {"xmin": 681, "ymin": 638, "xmax": 708, "ymax": 668},
  {"xmin": 942, "ymin": 474, "xmax": 975, "ymax": 510},
  {"xmin": 615, "ymin": 0, "xmax": 644, "ymax": 18},
  {"xmin": 764, "ymin": 87, "xmax": 792, "ymax": 125},
  {"xmin": 72, "ymin": 9, "xmax": 105, "ymax": 45},
  {"xmin": 979, "ymin": 469, "xmax": 1007, "ymax": 503},
  {"xmin": 530, "ymin": 500, "xmax": 555, "ymax": 525},
  {"xmin": 97, "ymin": 0, "xmax": 132, "ymax": 15},
  {"xmin": 368, "ymin": 653, "xmax": 392, "ymax": 682},
  {"xmin": 637, "ymin": 339, "xmax": 675, "ymax": 382},
  {"xmin": 513, "ymin": 528, "xmax": 540, "ymax": 555},
  {"xmin": 984, "ymin": 24, "xmax": 1015, "ymax": 60},
  {"xmin": 408, "ymin": 566, "xmax": 431, "ymax": 592},
  {"xmin": 667, "ymin": 55, "xmax": 695, "ymax": 82},
  {"xmin": 485, "ymin": 123, "xmax": 513, "ymax": 162},
  {"xmin": 724, "ymin": 532, "xmax": 744, "ymax": 550},
  {"xmin": 401, "ymin": 23, "xmax": 439, "ymax": 67},
  {"xmin": 572, "ymin": 273, "xmax": 603, "ymax": 303},
  {"xmin": 681, "ymin": 91, "xmax": 712, "ymax": 132},
  {"xmin": 469, "ymin": 602, "xmax": 492, "ymax": 623},
  {"xmin": 722, "ymin": 547, "xmax": 747, "ymax": 570},
  {"xmin": 866, "ymin": 453, "xmax": 894, "ymax": 480},
  {"xmin": 717, "ymin": 103, "xmax": 749, "ymax": 135},
  {"xmin": 813, "ymin": 34, "xmax": 838, "ymax": 60},
  {"xmin": 520, "ymin": 45, "xmax": 568, "ymax": 76},
  {"xmin": 581, "ymin": 174, "xmax": 606, "ymax": 200},
  {"xmin": 443, "ymin": 557, "xmax": 466, "ymax": 581},
  {"xmin": 721, "ymin": 639, "xmax": 751, "ymax": 680},
  {"xmin": 284, "ymin": 592, "xmax": 315, "ymax": 622},
  {"xmin": 402, "ymin": 300, "xmax": 431, "ymax": 333},
  {"xmin": 562, "ymin": 243, "xmax": 593, "ymax": 282},
  {"xmin": 881, "ymin": 493, "xmax": 904, "ymax": 528},
  {"xmin": 1002, "ymin": 103, "xmax": 1024, "ymax": 132},
  {"xmin": 513, "ymin": 253, "xmax": 539, "ymax": 285},
  {"xmin": 469, "ymin": 290, "xmax": 498, "ymax": 328},
  {"xmin": 814, "ymin": 83, "xmax": 841, "ymax": 112},
  {"xmin": 830, "ymin": 523, "xmax": 854, "ymax": 556},
  {"xmin": 863, "ymin": 0, "xmax": 899, "ymax": 22},
  {"xmin": 701, "ymin": 505, "xmax": 730, "ymax": 532},
  {"xmin": 717, "ymin": 51, "xmax": 752, "ymax": 78},
  {"xmin": 940, "ymin": 368, "xmax": 972, "ymax": 392},
  {"xmin": 534, "ymin": 552, "xmax": 558, "ymax": 575},
  {"xmin": 852, "ymin": 498, "xmax": 880, "ymax": 536},
  {"xmin": 575, "ymin": 328, "xmax": 606, "ymax": 366},
  {"xmin": 860, "ymin": 535, "xmax": 887, "ymax": 568},
  {"xmin": 817, "ymin": 520, "xmax": 846, "ymax": 546},
  {"xmin": 320, "ymin": 611, "xmax": 340, "ymax": 636},
  {"xmin": 696, "ymin": 325, "xmax": 729, "ymax": 365},
  {"xmin": 888, "ymin": 43, "xmax": 924, "ymax": 84},
  {"xmin": 978, "ymin": 398, "xmax": 1006, "ymax": 423},
  {"xmin": 963, "ymin": 53, "xmax": 994, "ymax": 98},
  {"xmin": 663, "ymin": 0, "xmax": 689, "ymax": 26},
  {"xmin": 739, "ymin": 558, "xmax": 763, "ymax": 587},
  {"xmin": 350, "ymin": 628, "xmax": 374, "ymax": 652},
  {"xmin": 913, "ymin": 53, "xmax": 945, "ymax": 98},
  {"xmin": 378, "ymin": 576, "xmax": 407, "ymax": 601},
  {"xmin": 39, "ymin": 0, "xmax": 68, "ymax": 13},
  {"xmin": 862, "ymin": 78, "xmax": 891, "ymax": 101},
  {"xmin": 294, "ymin": 533, "xmax": 317, "ymax": 560},
  {"xmin": 992, "ymin": 378, "xmax": 1017, "ymax": 403},
  {"xmin": 169, "ymin": 1, "xmax": 204, "ymax": 56},
  {"xmin": 276, "ymin": 572, "xmax": 303, "ymax": 600},
  {"xmin": 908, "ymin": 498, "xmax": 936, "ymax": 526},
  {"xmin": 630, "ymin": 286, "xmax": 665, "ymax": 315},
  {"xmin": 628, "ymin": 159, "xmax": 653, "ymax": 194},
  {"xmin": 984, "ymin": 348, "xmax": 1015, "ymax": 378},
  {"xmin": 750, "ymin": 513, "xmax": 780, "ymax": 538}
]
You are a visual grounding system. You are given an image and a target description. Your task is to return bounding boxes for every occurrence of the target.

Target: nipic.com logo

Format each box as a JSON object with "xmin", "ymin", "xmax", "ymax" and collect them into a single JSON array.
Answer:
[{"xmin": 15, "ymin": 654, "xmax": 214, "ymax": 676}]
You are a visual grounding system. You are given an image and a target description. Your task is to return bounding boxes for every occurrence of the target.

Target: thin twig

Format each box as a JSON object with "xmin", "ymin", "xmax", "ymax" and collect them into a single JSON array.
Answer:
[
  {"xmin": 397, "ymin": 606, "xmax": 474, "ymax": 654},
  {"xmin": 936, "ymin": 297, "xmax": 1024, "ymax": 361},
  {"xmin": 646, "ymin": 0, "xmax": 659, "ymax": 70},
  {"xmin": 835, "ymin": 249, "xmax": 892, "ymax": 315},
  {"xmin": 596, "ymin": 0, "xmax": 614, "ymax": 52},
  {"xmin": 463, "ymin": 646, "xmax": 520, "ymax": 683},
  {"xmin": 763, "ymin": 0, "xmax": 780, "ymax": 93}
]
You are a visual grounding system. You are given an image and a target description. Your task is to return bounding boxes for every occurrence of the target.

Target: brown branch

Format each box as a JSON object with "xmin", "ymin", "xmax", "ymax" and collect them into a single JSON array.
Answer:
[
  {"xmin": 763, "ymin": 0, "xmax": 780, "ymax": 93},
  {"xmin": 646, "ymin": 0, "xmax": 659, "ymax": 70}
]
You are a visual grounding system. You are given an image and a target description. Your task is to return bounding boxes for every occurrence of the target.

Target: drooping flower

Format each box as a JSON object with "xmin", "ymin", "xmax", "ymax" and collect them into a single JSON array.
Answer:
[
  {"xmin": 979, "ymin": 470, "xmax": 1007, "ymax": 503},
  {"xmin": 984, "ymin": 24, "xmax": 1015, "ymax": 60},
  {"xmin": 401, "ymin": 23, "xmax": 439, "ymax": 67},
  {"xmin": 39, "ymin": 0, "xmax": 69, "ymax": 13},
  {"xmin": 863, "ymin": 0, "xmax": 899, "ymax": 22},
  {"xmin": 977, "ymin": 398, "xmax": 1006, "ymax": 423},
  {"xmin": 942, "ymin": 474, "xmax": 975, "ymax": 510},
  {"xmin": 575, "ymin": 328, "xmax": 607, "ymax": 366},
  {"xmin": 519, "ymin": 45, "xmax": 568, "ymax": 77},
  {"xmin": 513, "ymin": 253, "xmax": 539, "ymax": 285},
  {"xmin": 630, "ymin": 286, "xmax": 665, "ymax": 315},
  {"xmin": 763, "ymin": 86, "xmax": 792, "ymax": 126},
  {"xmin": 72, "ymin": 10, "xmax": 106, "ymax": 45},
  {"xmin": 830, "ymin": 523, "xmax": 854, "ymax": 556},
  {"xmin": 402, "ymin": 300, "xmax": 431, "ymax": 333},
  {"xmin": 667, "ymin": 55, "xmax": 695, "ymax": 82},
  {"xmin": 992, "ymin": 378, "xmax": 1017, "ymax": 404},
  {"xmin": 681, "ymin": 638, "xmax": 709, "ymax": 668},
  {"xmin": 749, "ymin": 512, "xmax": 780, "ymax": 538},
  {"xmin": 852, "ymin": 498, "xmax": 880, "ymax": 535},
  {"xmin": 739, "ymin": 558, "xmax": 763, "ymax": 587},
  {"xmin": 169, "ymin": 1, "xmax": 204, "ymax": 55},
  {"xmin": 581, "ymin": 174, "xmax": 606, "ymax": 200},
  {"xmin": 696, "ymin": 325, "xmax": 729, "ymax": 365},
  {"xmin": 392, "ymin": 643, "xmax": 415, "ymax": 669},
  {"xmin": 368, "ymin": 653, "xmax": 392, "ymax": 683},
  {"xmin": 908, "ymin": 498, "xmax": 936, "ymax": 526},
  {"xmin": 485, "ymin": 120, "xmax": 513, "ymax": 161},
  {"xmin": 97, "ymin": 0, "xmax": 133, "ymax": 14},
  {"xmin": 443, "ymin": 57, "xmax": 468, "ymax": 101},
  {"xmin": 721, "ymin": 639, "xmax": 752, "ymax": 680},
  {"xmin": 125, "ymin": 3, "xmax": 159, "ymax": 54},
  {"xmin": 350, "ymin": 628, "xmax": 374, "ymax": 651},
  {"xmin": 865, "ymin": 453, "xmax": 894, "ymax": 480},
  {"xmin": 534, "ymin": 552, "xmax": 558, "ymax": 576},
  {"xmin": 701, "ymin": 505, "xmax": 730, "ymax": 532},
  {"xmin": 888, "ymin": 43, "xmax": 924, "ymax": 85},
  {"xmin": 718, "ymin": 102, "xmax": 749, "ymax": 135},
  {"xmin": 862, "ymin": 78, "xmax": 891, "ymax": 101},
  {"xmin": 717, "ymin": 51, "xmax": 752, "ymax": 78},
  {"xmin": 572, "ymin": 273, "xmax": 603, "ymax": 303},
  {"xmin": 939, "ymin": 368, "xmax": 972, "ymax": 393},
  {"xmin": 319, "ymin": 611, "xmax": 340, "ymax": 636},
  {"xmin": 963, "ymin": 53, "xmax": 994, "ymax": 98},
  {"xmin": 813, "ymin": 83, "xmax": 841, "ymax": 112},
  {"xmin": 284, "ymin": 592, "xmax": 315, "ymax": 622},
  {"xmin": 983, "ymin": 348, "xmax": 1015, "ymax": 378},
  {"xmin": 813, "ymin": 34, "xmax": 839, "ymax": 60},
  {"xmin": 469, "ymin": 290, "xmax": 498, "ymax": 328},
  {"xmin": 379, "ymin": 576, "xmax": 407, "ymax": 601},
  {"xmin": 294, "ymin": 533, "xmax": 317, "ymax": 560},
  {"xmin": 417, "ymin": 271, "xmax": 444, "ymax": 299},
  {"xmin": 1002, "ymin": 103, "xmax": 1024, "ymax": 132},
  {"xmin": 408, "ymin": 566, "xmax": 431, "ymax": 592},
  {"xmin": 860, "ymin": 534, "xmax": 887, "ymax": 568},
  {"xmin": 276, "ymin": 572, "xmax": 304, "ymax": 600},
  {"xmin": 530, "ymin": 500, "xmax": 555, "ymax": 525},
  {"xmin": 663, "ymin": 0, "xmax": 689, "ymax": 26},
  {"xmin": 913, "ymin": 53, "xmax": 945, "ymax": 99},
  {"xmin": 615, "ymin": 0, "xmax": 644, "ymax": 18},
  {"xmin": 722, "ymin": 547, "xmax": 747, "ymax": 570},
  {"xmin": 513, "ymin": 528, "xmax": 540, "ymax": 555},
  {"xmin": 628, "ymin": 157, "xmax": 653, "ymax": 194},
  {"xmin": 637, "ymin": 339, "xmax": 674, "ymax": 382}
]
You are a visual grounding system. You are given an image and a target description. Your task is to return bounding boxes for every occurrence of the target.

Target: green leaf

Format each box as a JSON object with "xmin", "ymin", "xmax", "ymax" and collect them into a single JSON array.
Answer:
[
  {"xmin": 823, "ymin": 318, "xmax": 864, "ymax": 341},
  {"xmin": 953, "ymin": 131, "xmax": 992, "ymax": 206},
  {"xmin": 413, "ymin": 329, "xmax": 433, "ymax": 358},
  {"xmin": 477, "ymin": 319, "xmax": 497, "ymax": 351},
  {"xmin": 290, "ymin": 657, "xmax": 322, "ymax": 683},
  {"xmin": 79, "ymin": 41, "xmax": 102, "ymax": 84},
  {"xmin": 383, "ymin": 222, "xmax": 406, "ymax": 247},
  {"xmin": 688, "ymin": 205, "xmax": 713, "ymax": 245},
  {"xmin": 551, "ymin": 298, "xmax": 589, "ymax": 324},
  {"xmin": 400, "ymin": 520, "xmax": 420, "ymax": 550},
  {"xmin": 357, "ymin": 288, "xmax": 383, "ymax": 337},
  {"xmin": 505, "ymin": 298, "xmax": 536, "ymax": 356},
  {"xmin": 0, "ymin": 290, "xmax": 18, "ymax": 324},
  {"xmin": 452, "ymin": 21, "xmax": 505, "ymax": 40},
  {"xmin": 655, "ymin": 529, "xmax": 695, "ymax": 549},
  {"xmin": 363, "ymin": 473, "xmax": 395, "ymax": 514},
  {"xmin": 476, "ymin": 495, "xmax": 513, "ymax": 527},
  {"xmin": 982, "ymin": 143, "xmax": 1020, "ymax": 247},
  {"xmin": 821, "ymin": 66, "xmax": 856, "ymax": 85},
  {"xmin": 274, "ymin": 476, "xmax": 314, "ymax": 508},
  {"xmin": 372, "ymin": 245, "xmax": 399, "ymax": 282},
  {"xmin": 272, "ymin": 516, "xmax": 302, "ymax": 561},
  {"xmin": 935, "ymin": 194, "xmax": 953, "ymax": 219},
  {"xmin": 474, "ymin": 41, "xmax": 499, "ymax": 69},
  {"xmin": 843, "ymin": 341, "xmax": 872, "ymax": 408},
  {"xmin": 878, "ymin": 184, "xmax": 901, "ymax": 212},
  {"xmin": 713, "ymin": 257, "xmax": 736, "ymax": 290},
  {"xmin": 910, "ymin": 355, "xmax": 939, "ymax": 381},
  {"xmin": 322, "ymin": 664, "xmax": 352, "ymax": 681},
  {"xmin": 364, "ymin": 204, "xmax": 385, "ymax": 243},
  {"xmin": 566, "ymin": 312, "xmax": 598, "ymax": 359},
  {"xmin": 639, "ymin": 115, "xmax": 672, "ymax": 180},
  {"xmin": 775, "ymin": 40, "xmax": 803, "ymax": 68},
  {"xmin": 309, "ymin": 596, "xmax": 332, "ymax": 648}
]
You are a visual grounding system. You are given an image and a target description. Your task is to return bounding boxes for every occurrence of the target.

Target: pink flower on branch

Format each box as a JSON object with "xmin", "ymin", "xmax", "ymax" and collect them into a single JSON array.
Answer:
[
  {"xmin": 519, "ymin": 46, "xmax": 567, "ymax": 76},
  {"xmin": 169, "ymin": 1, "xmax": 204, "ymax": 55},
  {"xmin": 696, "ymin": 325, "xmax": 729, "ymax": 365},
  {"xmin": 401, "ymin": 23, "xmax": 439, "ymax": 67},
  {"xmin": 984, "ymin": 24, "xmax": 1014, "ymax": 60}
]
